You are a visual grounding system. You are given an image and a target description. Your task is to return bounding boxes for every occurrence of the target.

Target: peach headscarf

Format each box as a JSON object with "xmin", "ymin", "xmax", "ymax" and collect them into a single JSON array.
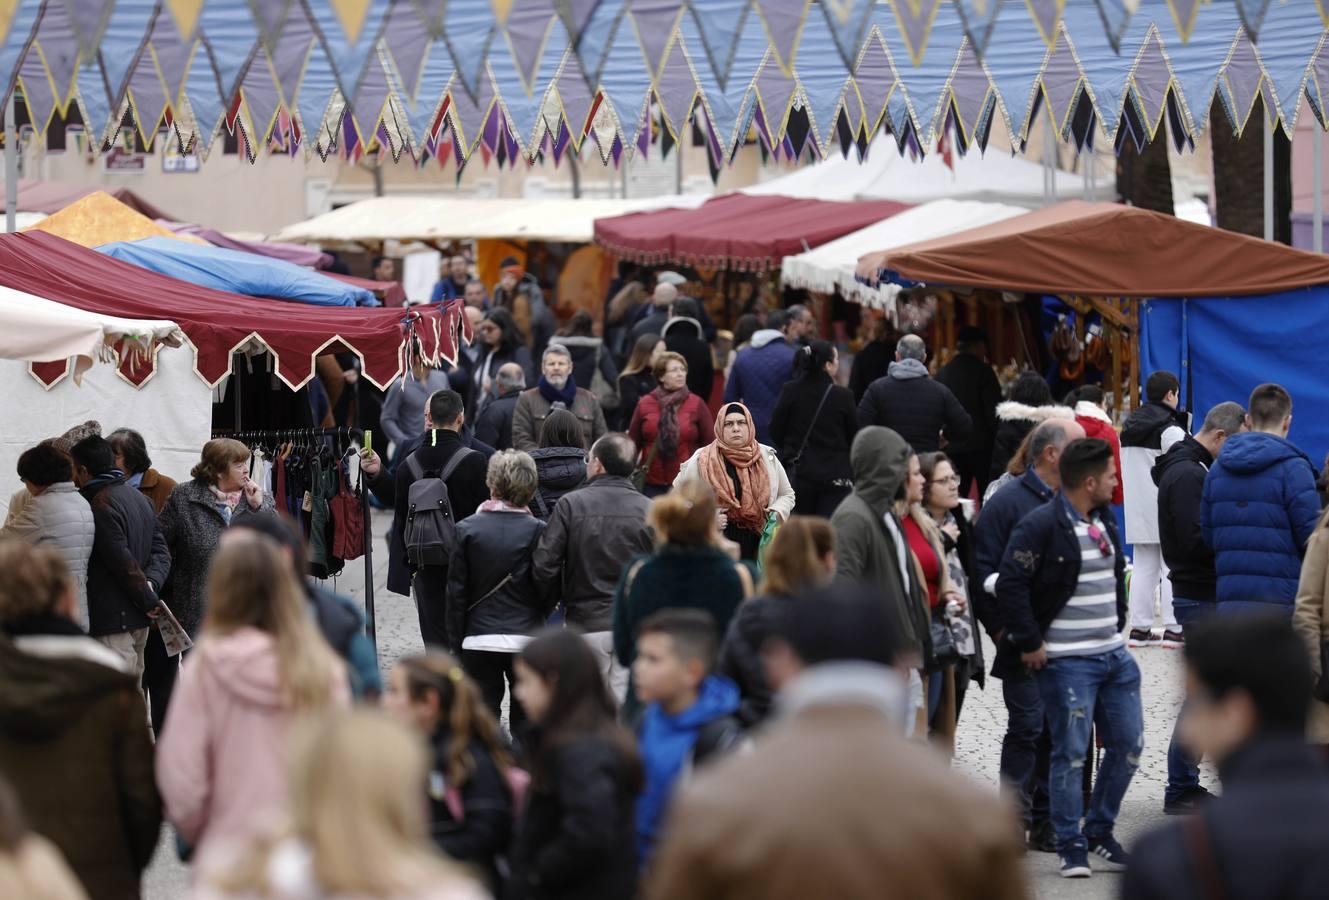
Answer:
[{"xmin": 697, "ymin": 402, "xmax": 770, "ymax": 533}]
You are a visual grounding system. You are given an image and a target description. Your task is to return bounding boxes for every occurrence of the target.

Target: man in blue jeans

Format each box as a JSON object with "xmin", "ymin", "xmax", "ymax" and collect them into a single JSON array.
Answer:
[
  {"xmin": 1152, "ymin": 401, "xmax": 1246, "ymax": 815},
  {"xmin": 996, "ymin": 438, "xmax": 1141, "ymax": 878}
]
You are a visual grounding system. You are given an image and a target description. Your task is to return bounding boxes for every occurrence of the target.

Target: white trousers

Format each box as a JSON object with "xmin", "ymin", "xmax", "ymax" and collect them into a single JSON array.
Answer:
[
  {"xmin": 582, "ymin": 630, "xmax": 629, "ymax": 706},
  {"xmin": 1128, "ymin": 542, "xmax": 1176, "ymax": 629}
]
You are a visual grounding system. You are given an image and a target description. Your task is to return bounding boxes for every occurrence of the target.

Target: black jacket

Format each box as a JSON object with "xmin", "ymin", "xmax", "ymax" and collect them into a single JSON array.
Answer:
[
  {"xmin": 990, "ymin": 419, "xmax": 1034, "ymax": 480},
  {"xmin": 532, "ymin": 475, "xmax": 654, "ymax": 633},
  {"xmin": 992, "ymin": 494, "xmax": 1126, "ymax": 679},
  {"xmin": 510, "ymin": 733, "xmax": 639, "ymax": 900},
  {"xmin": 717, "ymin": 592, "xmax": 792, "ymax": 727},
  {"xmin": 1153, "ymin": 436, "xmax": 1217, "ymax": 602},
  {"xmin": 615, "ymin": 370, "xmax": 655, "ymax": 431},
  {"xmin": 427, "ymin": 731, "xmax": 512, "ymax": 891},
  {"xmin": 530, "ymin": 448, "xmax": 587, "ymax": 520},
  {"xmin": 935, "ymin": 352, "xmax": 1002, "ymax": 456},
  {"xmin": 445, "ymin": 510, "xmax": 547, "ymax": 654},
  {"xmin": 663, "ymin": 318, "xmax": 714, "ymax": 402},
  {"xmin": 768, "ymin": 372, "xmax": 858, "ymax": 484},
  {"xmin": 81, "ymin": 474, "xmax": 170, "ymax": 637},
  {"xmin": 856, "ymin": 363, "xmax": 972, "ymax": 453},
  {"xmin": 1121, "ymin": 400, "xmax": 1189, "ymax": 449},
  {"xmin": 1123, "ymin": 737, "xmax": 1329, "ymax": 900},
  {"xmin": 475, "ymin": 391, "xmax": 520, "ymax": 451},
  {"xmin": 382, "ymin": 430, "xmax": 491, "ymax": 596},
  {"xmin": 848, "ymin": 339, "xmax": 894, "ymax": 404},
  {"xmin": 972, "ymin": 468, "xmax": 1055, "ymax": 641}
]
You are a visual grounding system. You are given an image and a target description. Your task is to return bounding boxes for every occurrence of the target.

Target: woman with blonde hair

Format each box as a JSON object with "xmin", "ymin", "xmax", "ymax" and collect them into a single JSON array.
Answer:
[
  {"xmin": 198, "ymin": 710, "xmax": 485, "ymax": 900},
  {"xmin": 156, "ymin": 533, "xmax": 349, "ymax": 874},
  {"xmin": 384, "ymin": 652, "xmax": 517, "ymax": 890},
  {"xmin": 717, "ymin": 516, "xmax": 836, "ymax": 726},
  {"xmin": 612, "ymin": 479, "xmax": 756, "ymax": 723},
  {"xmin": 158, "ymin": 437, "xmax": 276, "ymax": 638}
]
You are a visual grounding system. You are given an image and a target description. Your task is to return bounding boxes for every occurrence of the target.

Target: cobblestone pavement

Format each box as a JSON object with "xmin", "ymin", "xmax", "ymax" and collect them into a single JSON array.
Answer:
[{"xmin": 147, "ymin": 510, "xmax": 1205, "ymax": 899}]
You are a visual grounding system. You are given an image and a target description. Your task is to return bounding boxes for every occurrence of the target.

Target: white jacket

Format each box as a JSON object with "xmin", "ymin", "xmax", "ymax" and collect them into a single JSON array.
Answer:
[
  {"xmin": 673, "ymin": 444, "xmax": 797, "ymax": 523},
  {"xmin": 0, "ymin": 483, "xmax": 96, "ymax": 628}
]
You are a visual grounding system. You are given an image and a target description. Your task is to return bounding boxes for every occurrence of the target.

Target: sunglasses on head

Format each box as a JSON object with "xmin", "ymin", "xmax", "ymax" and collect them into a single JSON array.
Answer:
[{"xmin": 1086, "ymin": 523, "xmax": 1112, "ymax": 557}]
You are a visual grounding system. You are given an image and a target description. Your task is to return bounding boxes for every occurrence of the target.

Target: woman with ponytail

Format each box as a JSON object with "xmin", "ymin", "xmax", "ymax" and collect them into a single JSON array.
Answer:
[
  {"xmin": 769, "ymin": 339, "xmax": 859, "ymax": 517},
  {"xmin": 385, "ymin": 653, "xmax": 516, "ymax": 892}
]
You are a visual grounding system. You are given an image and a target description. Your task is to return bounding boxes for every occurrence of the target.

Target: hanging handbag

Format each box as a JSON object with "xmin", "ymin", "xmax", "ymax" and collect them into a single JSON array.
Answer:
[
  {"xmin": 784, "ymin": 384, "xmax": 834, "ymax": 484},
  {"xmin": 632, "ymin": 435, "xmax": 662, "ymax": 492},
  {"xmin": 329, "ymin": 458, "xmax": 366, "ymax": 562}
]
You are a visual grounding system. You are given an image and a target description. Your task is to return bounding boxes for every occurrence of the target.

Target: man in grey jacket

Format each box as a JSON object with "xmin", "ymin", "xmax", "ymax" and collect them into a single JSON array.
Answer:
[
  {"xmin": 857, "ymin": 335, "xmax": 972, "ymax": 453},
  {"xmin": 532, "ymin": 432, "xmax": 653, "ymax": 701}
]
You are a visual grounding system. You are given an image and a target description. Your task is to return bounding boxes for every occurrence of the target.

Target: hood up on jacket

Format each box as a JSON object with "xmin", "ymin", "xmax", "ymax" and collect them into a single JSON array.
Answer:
[
  {"xmin": 194, "ymin": 627, "xmax": 289, "ymax": 710},
  {"xmin": 749, "ymin": 329, "xmax": 787, "ymax": 349},
  {"xmin": 662, "ymin": 317, "xmax": 704, "ymax": 339},
  {"xmin": 0, "ymin": 633, "xmax": 134, "ymax": 741},
  {"xmin": 1152, "ymin": 435, "xmax": 1213, "ymax": 487},
  {"xmin": 887, "ymin": 358, "xmax": 930, "ymax": 380},
  {"xmin": 997, "ymin": 401, "xmax": 1076, "ymax": 423},
  {"xmin": 1214, "ymin": 431, "xmax": 1311, "ymax": 476},
  {"xmin": 850, "ymin": 427, "xmax": 911, "ymax": 517}
]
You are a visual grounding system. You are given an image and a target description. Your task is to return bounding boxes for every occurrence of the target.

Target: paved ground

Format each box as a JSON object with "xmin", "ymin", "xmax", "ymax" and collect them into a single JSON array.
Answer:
[{"xmin": 146, "ymin": 511, "xmax": 1204, "ymax": 898}]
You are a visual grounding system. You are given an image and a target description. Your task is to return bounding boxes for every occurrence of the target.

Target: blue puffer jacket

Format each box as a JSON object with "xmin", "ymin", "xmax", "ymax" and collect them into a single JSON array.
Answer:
[
  {"xmin": 1201, "ymin": 432, "xmax": 1321, "ymax": 611},
  {"xmin": 724, "ymin": 331, "xmax": 796, "ymax": 443}
]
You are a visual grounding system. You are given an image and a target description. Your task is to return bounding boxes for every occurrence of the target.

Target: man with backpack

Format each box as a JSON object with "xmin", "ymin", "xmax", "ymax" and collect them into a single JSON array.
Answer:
[{"xmin": 375, "ymin": 390, "xmax": 489, "ymax": 648}]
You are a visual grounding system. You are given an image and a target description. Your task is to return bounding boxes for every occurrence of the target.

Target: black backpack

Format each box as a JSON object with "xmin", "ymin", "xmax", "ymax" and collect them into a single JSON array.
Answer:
[{"xmin": 404, "ymin": 449, "xmax": 479, "ymax": 567}]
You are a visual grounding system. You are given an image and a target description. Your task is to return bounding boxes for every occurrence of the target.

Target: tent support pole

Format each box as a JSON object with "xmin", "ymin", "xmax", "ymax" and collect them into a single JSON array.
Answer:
[
  {"xmin": 1264, "ymin": 118, "xmax": 1274, "ymax": 241},
  {"xmin": 1315, "ymin": 124, "xmax": 1324, "ymax": 254},
  {"xmin": 1127, "ymin": 299, "xmax": 1139, "ymax": 413},
  {"xmin": 4, "ymin": 89, "xmax": 15, "ymax": 233}
]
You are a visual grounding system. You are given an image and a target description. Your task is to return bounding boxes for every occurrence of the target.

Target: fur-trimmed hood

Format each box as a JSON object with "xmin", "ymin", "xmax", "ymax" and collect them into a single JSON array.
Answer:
[
  {"xmin": 1075, "ymin": 401, "xmax": 1114, "ymax": 424},
  {"xmin": 996, "ymin": 401, "xmax": 1075, "ymax": 424}
]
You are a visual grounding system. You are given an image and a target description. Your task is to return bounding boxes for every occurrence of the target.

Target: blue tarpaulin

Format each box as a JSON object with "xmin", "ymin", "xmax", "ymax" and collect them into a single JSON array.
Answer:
[
  {"xmin": 96, "ymin": 237, "xmax": 379, "ymax": 308},
  {"xmin": 1140, "ymin": 290, "xmax": 1329, "ymax": 470}
]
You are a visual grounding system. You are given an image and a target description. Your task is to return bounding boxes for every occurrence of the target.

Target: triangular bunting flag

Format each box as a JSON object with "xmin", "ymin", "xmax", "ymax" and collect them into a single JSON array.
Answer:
[
  {"xmin": 442, "ymin": 0, "xmax": 498, "ymax": 100},
  {"xmin": 62, "ymin": 0, "xmax": 115, "ymax": 65},
  {"xmin": 753, "ymin": 0, "xmax": 813, "ymax": 75},
  {"xmin": 303, "ymin": 0, "xmax": 393, "ymax": 101},
  {"xmin": 754, "ymin": 52, "xmax": 798, "ymax": 146},
  {"xmin": 854, "ymin": 29, "xmax": 896, "ymax": 136},
  {"xmin": 1039, "ymin": 29, "xmax": 1084, "ymax": 140},
  {"xmin": 503, "ymin": 1, "xmax": 558, "ymax": 96},
  {"xmin": 1025, "ymin": 0, "xmax": 1066, "ymax": 48},
  {"xmin": 552, "ymin": 53, "xmax": 595, "ymax": 147},
  {"xmin": 629, "ymin": 1, "xmax": 685, "ymax": 87},
  {"xmin": 1093, "ymin": 0, "xmax": 1139, "ymax": 53},
  {"xmin": 689, "ymin": 0, "xmax": 751, "ymax": 92},
  {"xmin": 1220, "ymin": 27, "xmax": 1266, "ymax": 136},
  {"xmin": 162, "ymin": 0, "xmax": 205, "ymax": 43},
  {"xmin": 412, "ymin": 0, "xmax": 448, "ymax": 37},
  {"xmin": 29, "ymin": 2, "xmax": 81, "ymax": 109},
  {"xmin": 556, "ymin": 0, "xmax": 601, "ymax": 47},
  {"xmin": 1166, "ymin": 0, "xmax": 1202, "ymax": 42},
  {"xmin": 381, "ymin": 2, "xmax": 433, "ymax": 101},
  {"xmin": 819, "ymin": 0, "xmax": 877, "ymax": 72},
  {"xmin": 888, "ymin": 0, "xmax": 944, "ymax": 66},
  {"xmin": 1234, "ymin": 0, "xmax": 1272, "ymax": 43},
  {"xmin": 954, "ymin": 0, "xmax": 1006, "ymax": 58},
  {"xmin": 249, "ymin": 0, "xmax": 295, "ymax": 56},
  {"xmin": 655, "ymin": 36, "xmax": 697, "ymax": 141},
  {"xmin": 1128, "ymin": 30, "xmax": 1172, "ymax": 139}
]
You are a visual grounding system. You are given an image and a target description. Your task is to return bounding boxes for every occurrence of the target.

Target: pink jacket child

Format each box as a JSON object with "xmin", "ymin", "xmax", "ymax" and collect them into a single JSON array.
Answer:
[{"xmin": 156, "ymin": 626, "xmax": 349, "ymax": 873}]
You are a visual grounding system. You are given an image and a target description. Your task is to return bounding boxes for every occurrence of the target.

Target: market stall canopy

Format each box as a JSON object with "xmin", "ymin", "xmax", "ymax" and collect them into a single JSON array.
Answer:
[
  {"xmin": 743, "ymin": 134, "xmax": 1113, "ymax": 208},
  {"xmin": 163, "ymin": 222, "xmax": 333, "ymax": 269},
  {"xmin": 595, "ymin": 194, "xmax": 910, "ymax": 272},
  {"xmin": 0, "ymin": 231, "xmax": 459, "ymax": 391},
  {"xmin": 0, "ymin": 178, "xmax": 172, "ymax": 219},
  {"xmin": 0, "ymin": 285, "xmax": 181, "ymax": 385},
  {"xmin": 2, "ymin": 3, "xmax": 1322, "ymax": 168},
  {"xmin": 24, "ymin": 192, "xmax": 203, "ymax": 249},
  {"xmin": 274, "ymin": 195, "xmax": 707, "ymax": 245},
  {"xmin": 781, "ymin": 200, "xmax": 1027, "ymax": 307},
  {"xmin": 97, "ymin": 237, "xmax": 380, "ymax": 307},
  {"xmin": 326, "ymin": 273, "xmax": 408, "ymax": 308},
  {"xmin": 858, "ymin": 201, "xmax": 1329, "ymax": 298}
]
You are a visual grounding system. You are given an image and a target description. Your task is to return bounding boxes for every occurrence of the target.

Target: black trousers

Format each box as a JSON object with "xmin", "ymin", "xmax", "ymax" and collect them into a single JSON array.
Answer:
[
  {"xmin": 950, "ymin": 449, "xmax": 992, "ymax": 503},
  {"xmin": 413, "ymin": 566, "xmax": 449, "ymax": 649},
  {"xmin": 792, "ymin": 475, "xmax": 852, "ymax": 518},
  {"xmin": 143, "ymin": 627, "xmax": 179, "ymax": 736},
  {"xmin": 461, "ymin": 649, "xmax": 525, "ymax": 734}
]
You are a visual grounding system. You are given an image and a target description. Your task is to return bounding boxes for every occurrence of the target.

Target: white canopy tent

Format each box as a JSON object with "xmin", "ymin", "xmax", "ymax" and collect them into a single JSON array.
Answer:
[
  {"xmin": 780, "ymin": 199, "xmax": 1028, "ymax": 308},
  {"xmin": 743, "ymin": 135, "xmax": 1113, "ymax": 208},
  {"xmin": 275, "ymin": 194, "xmax": 709, "ymax": 245}
]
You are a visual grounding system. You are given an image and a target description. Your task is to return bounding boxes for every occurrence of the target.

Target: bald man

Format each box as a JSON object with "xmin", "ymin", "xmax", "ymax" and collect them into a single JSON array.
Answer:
[{"xmin": 474, "ymin": 362, "xmax": 526, "ymax": 450}]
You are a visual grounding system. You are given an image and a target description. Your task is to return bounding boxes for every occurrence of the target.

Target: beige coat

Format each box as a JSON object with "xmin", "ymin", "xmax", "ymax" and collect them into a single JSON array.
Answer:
[
  {"xmin": 647, "ymin": 683, "xmax": 1028, "ymax": 900},
  {"xmin": 1292, "ymin": 522, "xmax": 1329, "ymax": 742},
  {"xmin": 673, "ymin": 444, "xmax": 797, "ymax": 523},
  {"xmin": 510, "ymin": 386, "xmax": 607, "ymax": 452}
]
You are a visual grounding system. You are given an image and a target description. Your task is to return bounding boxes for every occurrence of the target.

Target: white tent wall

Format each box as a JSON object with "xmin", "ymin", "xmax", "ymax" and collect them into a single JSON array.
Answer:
[{"xmin": 0, "ymin": 344, "xmax": 213, "ymax": 517}]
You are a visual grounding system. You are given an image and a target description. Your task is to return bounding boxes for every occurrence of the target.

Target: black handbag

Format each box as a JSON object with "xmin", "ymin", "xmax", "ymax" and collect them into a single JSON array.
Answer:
[{"xmin": 785, "ymin": 384, "xmax": 833, "ymax": 484}]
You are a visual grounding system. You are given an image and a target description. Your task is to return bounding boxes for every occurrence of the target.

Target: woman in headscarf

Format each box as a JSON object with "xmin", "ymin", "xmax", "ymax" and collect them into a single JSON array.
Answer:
[{"xmin": 674, "ymin": 402, "xmax": 795, "ymax": 561}]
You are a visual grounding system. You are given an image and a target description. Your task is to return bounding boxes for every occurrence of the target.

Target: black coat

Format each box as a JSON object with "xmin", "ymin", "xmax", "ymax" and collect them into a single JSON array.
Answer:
[
  {"xmin": 510, "ymin": 734, "xmax": 639, "ymax": 900},
  {"xmin": 717, "ymin": 592, "xmax": 792, "ymax": 727},
  {"xmin": 530, "ymin": 448, "xmax": 588, "ymax": 520},
  {"xmin": 848, "ymin": 339, "xmax": 894, "ymax": 404},
  {"xmin": 992, "ymin": 494, "xmax": 1126, "ymax": 679},
  {"xmin": 475, "ymin": 391, "xmax": 520, "ymax": 451},
  {"xmin": 81, "ymin": 475, "xmax": 171, "ymax": 637},
  {"xmin": 935, "ymin": 352, "xmax": 1002, "ymax": 457},
  {"xmin": 856, "ymin": 366, "xmax": 972, "ymax": 454},
  {"xmin": 1123, "ymin": 738, "xmax": 1329, "ymax": 900},
  {"xmin": 427, "ymin": 731, "xmax": 512, "ymax": 891},
  {"xmin": 663, "ymin": 319, "xmax": 714, "ymax": 402},
  {"xmin": 989, "ymin": 419, "xmax": 1034, "ymax": 479},
  {"xmin": 768, "ymin": 371, "xmax": 857, "ymax": 484},
  {"xmin": 445, "ymin": 510, "xmax": 547, "ymax": 654},
  {"xmin": 615, "ymin": 370, "xmax": 655, "ymax": 431},
  {"xmin": 972, "ymin": 469, "xmax": 1055, "ymax": 645},
  {"xmin": 1152, "ymin": 436, "xmax": 1217, "ymax": 602}
]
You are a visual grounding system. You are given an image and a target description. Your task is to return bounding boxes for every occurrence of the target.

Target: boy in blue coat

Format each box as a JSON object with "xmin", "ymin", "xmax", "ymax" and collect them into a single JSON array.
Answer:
[{"xmin": 632, "ymin": 608, "xmax": 743, "ymax": 865}]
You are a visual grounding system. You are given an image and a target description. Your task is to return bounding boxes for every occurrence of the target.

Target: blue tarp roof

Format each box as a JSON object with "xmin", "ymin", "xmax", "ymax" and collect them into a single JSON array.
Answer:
[{"xmin": 95, "ymin": 237, "xmax": 379, "ymax": 308}]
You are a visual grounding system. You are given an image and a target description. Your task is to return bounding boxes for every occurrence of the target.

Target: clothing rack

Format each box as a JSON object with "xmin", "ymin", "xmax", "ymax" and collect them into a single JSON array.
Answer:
[{"xmin": 214, "ymin": 425, "xmax": 378, "ymax": 659}]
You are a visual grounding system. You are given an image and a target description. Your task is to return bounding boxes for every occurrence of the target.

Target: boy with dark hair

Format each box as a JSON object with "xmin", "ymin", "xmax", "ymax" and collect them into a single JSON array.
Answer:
[
  {"xmin": 995, "ymin": 438, "xmax": 1141, "ymax": 879},
  {"xmin": 633, "ymin": 608, "xmax": 743, "ymax": 864},
  {"xmin": 1124, "ymin": 615, "xmax": 1329, "ymax": 900}
]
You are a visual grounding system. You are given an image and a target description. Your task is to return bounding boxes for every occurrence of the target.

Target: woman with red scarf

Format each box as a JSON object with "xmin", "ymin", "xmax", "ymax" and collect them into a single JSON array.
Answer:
[
  {"xmin": 629, "ymin": 352, "xmax": 714, "ymax": 497},
  {"xmin": 674, "ymin": 402, "xmax": 795, "ymax": 560}
]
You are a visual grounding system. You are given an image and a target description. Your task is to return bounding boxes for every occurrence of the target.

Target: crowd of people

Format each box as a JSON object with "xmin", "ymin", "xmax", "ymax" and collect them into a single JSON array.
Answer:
[{"xmin": 8, "ymin": 268, "xmax": 1329, "ymax": 900}]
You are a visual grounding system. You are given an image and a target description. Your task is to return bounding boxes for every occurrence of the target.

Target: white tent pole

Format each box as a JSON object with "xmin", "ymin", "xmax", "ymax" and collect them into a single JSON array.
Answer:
[
  {"xmin": 1264, "ymin": 117, "xmax": 1274, "ymax": 241},
  {"xmin": 4, "ymin": 90, "xmax": 15, "ymax": 233},
  {"xmin": 1315, "ymin": 123, "xmax": 1323, "ymax": 254}
]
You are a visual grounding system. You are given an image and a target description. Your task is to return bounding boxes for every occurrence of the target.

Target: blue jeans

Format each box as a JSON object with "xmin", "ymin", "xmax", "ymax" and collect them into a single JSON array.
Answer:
[
  {"xmin": 927, "ymin": 669, "xmax": 945, "ymax": 723},
  {"xmin": 1000, "ymin": 674, "xmax": 1051, "ymax": 826},
  {"xmin": 1038, "ymin": 646, "xmax": 1144, "ymax": 853},
  {"xmin": 1165, "ymin": 598, "xmax": 1214, "ymax": 802}
]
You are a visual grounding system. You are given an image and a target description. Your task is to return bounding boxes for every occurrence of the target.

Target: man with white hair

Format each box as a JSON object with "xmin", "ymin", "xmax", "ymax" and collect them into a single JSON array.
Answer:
[
  {"xmin": 511, "ymin": 344, "xmax": 608, "ymax": 451},
  {"xmin": 857, "ymin": 334, "xmax": 971, "ymax": 453},
  {"xmin": 653, "ymin": 270, "xmax": 718, "ymax": 341}
]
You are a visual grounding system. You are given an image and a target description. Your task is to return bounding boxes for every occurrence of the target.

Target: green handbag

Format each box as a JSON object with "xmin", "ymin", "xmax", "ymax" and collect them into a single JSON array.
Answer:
[{"xmin": 757, "ymin": 512, "xmax": 781, "ymax": 570}]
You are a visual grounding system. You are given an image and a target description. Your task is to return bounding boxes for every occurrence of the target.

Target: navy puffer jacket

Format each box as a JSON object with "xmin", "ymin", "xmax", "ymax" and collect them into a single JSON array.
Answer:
[{"xmin": 1201, "ymin": 432, "xmax": 1321, "ymax": 610}]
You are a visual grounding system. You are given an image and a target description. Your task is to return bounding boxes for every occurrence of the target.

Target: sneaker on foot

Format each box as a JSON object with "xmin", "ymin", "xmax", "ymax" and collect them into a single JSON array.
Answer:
[
  {"xmin": 1087, "ymin": 836, "xmax": 1131, "ymax": 870},
  {"xmin": 1026, "ymin": 820, "xmax": 1057, "ymax": 853},
  {"xmin": 1128, "ymin": 628, "xmax": 1159, "ymax": 648},
  {"xmin": 1164, "ymin": 785, "xmax": 1214, "ymax": 816},
  {"xmin": 1160, "ymin": 629, "xmax": 1185, "ymax": 649},
  {"xmin": 1059, "ymin": 847, "xmax": 1092, "ymax": 878}
]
